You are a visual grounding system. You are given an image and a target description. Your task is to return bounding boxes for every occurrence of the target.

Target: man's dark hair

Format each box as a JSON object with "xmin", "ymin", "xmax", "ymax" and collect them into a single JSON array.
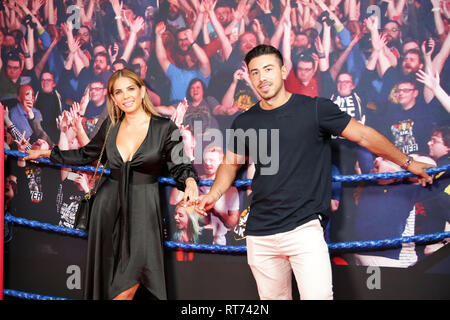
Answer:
[
  {"xmin": 185, "ymin": 78, "xmax": 206, "ymax": 102},
  {"xmin": 39, "ymin": 70, "xmax": 55, "ymax": 81},
  {"xmin": 292, "ymin": 52, "xmax": 315, "ymax": 68},
  {"xmin": 6, "ymin": 51, "xmax": 21, "ymax": 64},
  {"xmin": 176, "ymin": 27, "xmax": 189, "ymax": 38},
  {"xmin": 397, "ymin": 74, "xmax": 418, "ymax": 89},
  {"xmin": 402, "ymin": 37, "xmax": 419, "ymax": 47},
  {"xmin": 216, "ymin": 0, "xmax": 234, "ymax": 9},
  {"xmin": 112, "ymin": 58, "xmax": 128, "ymax": 68},
  {"xmin": 244, "ymin": 44, "xmax": 284, "ymax": 67},
  {"xmin": 433, "ymin": 125, "xmax": 450, "ymax": 148},
  {"xmin": 337, "ymin": 72, "xmax": 354, "ymax": 82},
  {"xmin": 94, "ymin": 51, "xmax": 110, "ymax": 64},
  {"xmin": 89, "ymin": 74, "xmax": 106, "ymax": 87},
  {"xmin": 76, "ymin": 25, "xmax": 91, "ymax": 35}
]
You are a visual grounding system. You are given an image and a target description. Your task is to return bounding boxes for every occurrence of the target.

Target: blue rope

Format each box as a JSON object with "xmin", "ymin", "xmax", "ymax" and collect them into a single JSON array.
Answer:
[
  {"xmin": 4, "ymin": 149, "xmax": 109, "ymax": 174},
  {"xmin": 3, "ymin": 289, "xmax": 70, "ymax": 300},
  {"xmin": 6, "ymin": 214, "xmax": 449, "ymax": 253},
  {"xmin": 165, "ymin": 241, "xmax": 247, "ymax": 253},
  {"xmin": 4, "ymin": 149, "xmax": 449, "ymax": 185},
  {"xmin": 165, "ymin": 231, "xmax": 450, "ymax": 253},
  {"xmin": 327, "ymin": 232, "xmax": 450, "ymax": 251},
  {"xmin": 4, "ymin": 215, "xmax": 88, "ymax": 238}
]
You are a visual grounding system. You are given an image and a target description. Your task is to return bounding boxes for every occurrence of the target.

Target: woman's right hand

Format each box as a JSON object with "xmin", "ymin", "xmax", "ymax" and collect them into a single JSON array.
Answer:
[{"xmin": 23, "ymin": 149, "xmax": 52, "ymax": 161}]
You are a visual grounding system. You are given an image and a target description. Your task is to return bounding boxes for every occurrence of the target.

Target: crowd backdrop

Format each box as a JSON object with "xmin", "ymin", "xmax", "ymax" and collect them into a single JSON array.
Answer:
[{"xmin": 2, "ymin": 0, "xmax": 450, "ymax": 299}]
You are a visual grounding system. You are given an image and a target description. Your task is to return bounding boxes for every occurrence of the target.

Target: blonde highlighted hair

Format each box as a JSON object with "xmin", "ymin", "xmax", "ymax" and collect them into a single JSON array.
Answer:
[
  {"xmin": 106, "ymin": 68, "xmax": 159, "ymax": 125},
  {"xmin": 173, "ymin": 200, "xmax": 202, "ymax": 243}
]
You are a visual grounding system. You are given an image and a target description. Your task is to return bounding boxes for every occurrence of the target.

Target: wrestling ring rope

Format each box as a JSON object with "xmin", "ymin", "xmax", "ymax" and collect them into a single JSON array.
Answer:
[{"xmin": 2, "ymin": 149, "xmax": 450, "ymax": 300}]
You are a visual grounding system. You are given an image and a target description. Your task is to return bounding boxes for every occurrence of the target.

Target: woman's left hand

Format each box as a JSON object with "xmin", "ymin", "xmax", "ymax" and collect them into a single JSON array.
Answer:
[{"xmin": 183, "ymin": 177, "xmax": 199, "ymax": 205}]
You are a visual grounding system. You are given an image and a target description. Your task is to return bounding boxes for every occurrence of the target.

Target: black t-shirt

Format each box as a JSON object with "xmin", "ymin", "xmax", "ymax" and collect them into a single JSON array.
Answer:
[
  {"xmin": 228, "ymin": 93, "xmax": 351, "ymax": 236},
  {"xmin": 371, "ymin": 98, "xmax": 443, "ymax": 155}
]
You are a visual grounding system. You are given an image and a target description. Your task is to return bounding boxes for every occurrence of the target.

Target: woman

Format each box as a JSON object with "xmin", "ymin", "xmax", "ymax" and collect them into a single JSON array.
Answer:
[
  {"xmin": 24, "ymin": 68, "xmax": 199, "ymax": 300},
  {"xmin": 182, "ymin": 78, "xmax": 220, "ymax": 133},
  {"xmin": 172, "ymin": 201, "xmax": 202, "ymax": 244}
]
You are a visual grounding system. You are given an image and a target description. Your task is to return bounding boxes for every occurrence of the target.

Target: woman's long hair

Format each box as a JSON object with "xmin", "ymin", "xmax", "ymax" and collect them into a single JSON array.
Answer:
[
  {"xmin": 106, "ymin": 68, "xmax": 159, "ymax": 125},
  {"xmin": 173, "ymin": 201, "xmax": 202, "ymax": 243}
]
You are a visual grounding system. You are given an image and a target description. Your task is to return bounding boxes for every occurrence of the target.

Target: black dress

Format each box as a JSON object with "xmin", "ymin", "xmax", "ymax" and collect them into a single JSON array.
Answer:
[{"xmin": 50, "ymin": 115, "xmax": 198, "ymax": 299}]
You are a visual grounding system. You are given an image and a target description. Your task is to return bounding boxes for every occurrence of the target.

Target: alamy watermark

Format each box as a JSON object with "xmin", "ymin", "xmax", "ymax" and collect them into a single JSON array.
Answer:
[
  {"xmin": 366, "ymin": 266, "xmax": 381, "ymax": 290},
  {"xmin": 66, "ymin": 5, "xmax": 81, "ymax": 29},
  {"xmin": 170, "ymin": 121, "xmax": 280, "ymax": 176},
  {"xmin": 66, "ymin": 264, "xmax": 81, "ymax": 290}
]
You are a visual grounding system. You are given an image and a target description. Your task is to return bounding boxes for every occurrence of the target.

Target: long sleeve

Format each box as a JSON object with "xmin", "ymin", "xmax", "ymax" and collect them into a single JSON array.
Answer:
[
  {"xmin": 163, "ymin": 119, "xmax": 199, "ymax": 191},
  {"xmin": 50, "ymin": 118, "xmax": 111, "ymax": 166},
  {"xmin": 29, "ymin": 116, "xmax": 54, "ymax": 146},
  {"xmin": 6, "ymin": 123, "xmax": 32, "ymax": 151}
]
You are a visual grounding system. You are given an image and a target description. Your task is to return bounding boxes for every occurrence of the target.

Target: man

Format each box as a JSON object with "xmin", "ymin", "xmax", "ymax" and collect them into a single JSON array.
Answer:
[
  {"xmin": 155, "ymin": 22, "xmax": 211, "ymax": 104},
  {"xmin": 372, "ymin": 77, "xmax": 443, "ymax": 156},
  {"xmin": 214, "ymin": 0, "xmax": 234, "ymax": 28},
  {"xmin": 172, "ymin": 28, "xmax": 199, "ymax": 69},
  {"xmin": 34, "ymin": 71, "xmax": 63, "ymax": 143},
  {"xmin": 331, "ymin": 73, "xmax": 364, "ymax": 121},
  {"xmin": 77, "ymin": 52, "xmax": 112, "ymax": 98},
  {"xmin": 378, "ymin": 49, "xmax": 425, "ymax": 102},
  {"xmin": 0, "ymin": 52, "xmax": 24, "ymax": 104},
  {"xmin": 131, "ymin": 55, "xmax": 161, "ymax": 106},
  {"xmin": 292, "ymin": 32, "xmax": 313, "ymax": 56},
  {"xmin": 82, "ymin": 79, "xmax": 107, "ymax": 138},
  {"xmin": 284, "ymin": 53, "xmax": 320, "ymax": 98},
  {"xmin": 75, "ymin": 26, "xmax": 94, "ymax": 59},
  {"xmin": 329, "ymin": 72, "xmax": 377, "ymax": 174},
  {"xmin": 382, "ymin": 20, "xmax": 402, "ymax": 59},
  {"xmin": 196, "ymin": 45, "xmax": 434, "ymax": 300},
  {"xmin": 112, "ymin": 58, "xmax": 128, "ymax": 72},
  {"xmin": 352, "ymin": 156, "xmax": 437, "ymax": 268},
  {"xmin": 9, "ymin": 84, "xmax": 52, "ymax": 144},
  {"xmin": 165, "ymin": 1, "xmax": 187, "ymax": 33},
  {"xmin": 428, "ymin": 126, "xmax": 450, "ymax": 166},
  {"xmin": 208, "ymin": 31, "xmax": 259, "ymax": 101},
  {"xmin": 415, "ymin": 126, "xmax": 450, "ymax": 259}
]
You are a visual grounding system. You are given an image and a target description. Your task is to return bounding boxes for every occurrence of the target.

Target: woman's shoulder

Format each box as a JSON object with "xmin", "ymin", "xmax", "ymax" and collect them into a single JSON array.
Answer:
[
  {"xmin": 151, "ymin": 114, "xmax": 171, "ymax": 124},
  {"xmin": 151, "ymin": 114, "xmax": 177, "ymax": 131}
]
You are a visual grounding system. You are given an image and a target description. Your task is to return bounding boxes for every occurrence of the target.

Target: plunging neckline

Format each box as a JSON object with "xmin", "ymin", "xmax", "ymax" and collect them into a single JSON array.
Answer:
[{"xmin": 115, "ymin": 117, "xmax": 151, "ymax": 163}]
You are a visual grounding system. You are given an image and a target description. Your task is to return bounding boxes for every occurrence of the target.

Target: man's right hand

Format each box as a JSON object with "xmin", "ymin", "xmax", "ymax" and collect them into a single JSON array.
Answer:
[{"xmin": 195, "ymin": 193, "xmax": 219, "ymax": 216}]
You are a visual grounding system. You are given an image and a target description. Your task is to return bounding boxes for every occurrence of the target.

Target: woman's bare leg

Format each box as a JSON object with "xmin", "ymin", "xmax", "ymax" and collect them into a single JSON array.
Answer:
[{"xmin": 112, "ymin": 283, "xmax": 140, "ymax": 300}]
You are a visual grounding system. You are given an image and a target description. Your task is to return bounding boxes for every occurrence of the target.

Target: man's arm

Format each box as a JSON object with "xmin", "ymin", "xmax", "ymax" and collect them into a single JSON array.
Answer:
[
  {"xmin": 120, "ymin": 16, "xmax": 145, "ymax": 63},
  {"xmin": 155, "ymin": 22, "xmax": 170, "ymax": 74},
  {"xmin": 206, "ymin": 2, "xmax": 233, "ymax": 60},
  {"xmin": 416, "ymin": 69, "xmax": 450, "ymax": 113},
  {"xmin": 340, "ymin": 118, "xmax": 434, "ymax": 186},
  {"xmin": 191, "ymin": 42, "xmax": 211, "ymax": 78},
  {"xmin": 196, "ymin": 150, "xmax": 245, "ymax": 215}
]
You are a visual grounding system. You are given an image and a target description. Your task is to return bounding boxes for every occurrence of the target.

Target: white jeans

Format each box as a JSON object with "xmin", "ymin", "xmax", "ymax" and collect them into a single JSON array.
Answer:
[{"xmin": 246, "ymin": 219, "xmax": 333, "ymax": 300}]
